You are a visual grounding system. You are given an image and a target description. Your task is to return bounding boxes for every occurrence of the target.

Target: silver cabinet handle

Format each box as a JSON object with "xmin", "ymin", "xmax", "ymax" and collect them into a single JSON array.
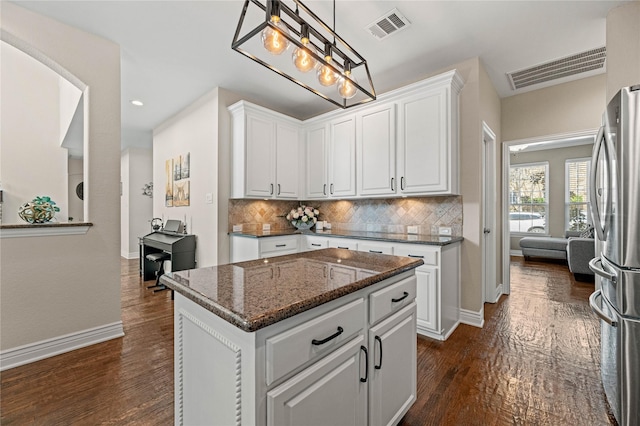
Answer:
[
  {"xmin": 408, "ymin": 254, "xmax": 424, "ymax": 259},
  {"xmin": 589, "ymin": 290, "xmax": 618, "ymax": 327},
  {"xmin": 323, "ymin": 183, "xmax": 327, "ymax": 196},
  {"xmin": 391, "ymin": 177, "xmax": 395, "ymax": 191},
  {"xmin": 400, "ymin": 177, "xmax": 405, "ymax": 190},
  {"xmin": 277, "ymin": 183, "xmax": 281, "ymax": 195},
  {"xmin": 588, "ymin": 257, "xmax": 617, "ymax": 283},
  {"xmin": 330, "ymin": 183, "xmax": 334, "ymax": 194},
  {"xmin": 270, "ymin": 183, "xmax": 274, "ymax": 195}
]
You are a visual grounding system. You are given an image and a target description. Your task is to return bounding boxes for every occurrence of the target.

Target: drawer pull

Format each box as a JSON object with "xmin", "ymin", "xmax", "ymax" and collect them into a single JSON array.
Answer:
[
  {"xmin": 275, "ymin": 244, "xmax": 287, "ymax": 248},
  {"xmin": 312, "ymin": 326, "xmax": 344, "ymax": 346},
  {"xmin": 337, "ymin": 246, "xmax": 350, "ymax": 250},
  {"xmin": 360, "ymin": 346, "xmax": 369, "ymax": 383},
  {"xmin": 374, "ymin": 336, "xmax": 383, "ymax": 370},
  {"xmin": 311, "ymin": 243, "xmax": 321, "ymax": 247},
  {"xmin": 369, "ymin": 250, "xmax": 383, "ymax": 254},
  {"xmin": 392, "ymin": 291, "xmax": 409, "ymax": 303},
  {"xmin": 408, "ymin": 254, "xmax": 424, "ymax": 259}
]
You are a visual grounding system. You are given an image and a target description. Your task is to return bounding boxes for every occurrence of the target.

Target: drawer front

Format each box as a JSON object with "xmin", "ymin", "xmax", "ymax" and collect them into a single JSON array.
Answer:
[
  {"xmin": 328, "ymin": 238, "xmax": 358, "ymax": 250},
  {"xmin": 305, "ymin": 236, "xmax": 328, "ymax": 250},
  {"xmin": 266, "ymin": 298, "xmax": 365, "ymax": 385},
  {"xmin": 357, "ymin": 242, "xmax": 394, "ymax": 255},
  {"xmin": 260, "ymin": 236, "xmax": 299, "ymax": 254},
  {"xmin": 393, "ymin": 245, "xmax": 439, "ymax": 266},
  {"xmin": 369, "ymin": 276, "xmax": 417, "ymax": 325}
]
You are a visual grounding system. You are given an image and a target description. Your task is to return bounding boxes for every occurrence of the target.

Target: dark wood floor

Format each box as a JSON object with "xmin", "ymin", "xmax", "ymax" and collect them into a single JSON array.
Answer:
[{"xmin": 1, "ymin": 257, "xmax": 613, "ymax": 425}]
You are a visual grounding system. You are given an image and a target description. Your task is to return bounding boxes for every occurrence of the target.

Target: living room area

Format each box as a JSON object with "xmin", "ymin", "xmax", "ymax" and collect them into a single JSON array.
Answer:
[{"xmin": 507, "ymin": 133, "xmax": 596, "ymax": 282}]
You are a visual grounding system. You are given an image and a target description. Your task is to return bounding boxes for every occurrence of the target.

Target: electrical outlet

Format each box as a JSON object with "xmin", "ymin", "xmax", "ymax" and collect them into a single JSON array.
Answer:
[
  {"xmin": 232, "ymin": 224, "xmax": 242, "ymax": 232},
  {"xmin": 439, "ymin": 226, "xmax": 452, "ymax": 235},
  {"xmin": 262, "ymin": 223, "xmax": 271, "ymax": 231},
  {"xmin": 407, "ymin": 225, "xmax": 418, "ymax": 234}
]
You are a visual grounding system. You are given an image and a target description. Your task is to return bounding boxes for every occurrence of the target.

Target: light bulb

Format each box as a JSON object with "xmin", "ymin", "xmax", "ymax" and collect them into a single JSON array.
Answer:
[
  {"xmin": 261, "ymin": 15, "xmax": 289, "ymax": 55},
  {"xmin": 317, "ymin": 57, "xmax": 339, "ymax": 86},
  {"xmin": 337, "ymin": 71, "xmax": 358, "ymax": 99},
  {"xmin": 292, "ymin": 38, "xmax": 317, "ymax": 73}
]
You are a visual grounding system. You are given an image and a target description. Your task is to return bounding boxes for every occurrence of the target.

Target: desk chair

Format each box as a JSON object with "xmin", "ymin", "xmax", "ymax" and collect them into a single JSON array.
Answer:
[{"xmin": 146, "ymin": 252, "xmax": 171, "ymax": 293}]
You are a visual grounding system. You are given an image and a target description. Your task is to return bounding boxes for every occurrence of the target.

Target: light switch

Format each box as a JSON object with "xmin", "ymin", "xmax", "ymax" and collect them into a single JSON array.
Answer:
[
  {"xmin": 205, "ymin": 193, "xmax": 213, "ymax": 204},
  {"xmin": 263, "ymin": 223, "xmax": 271, "ymax": 231}
]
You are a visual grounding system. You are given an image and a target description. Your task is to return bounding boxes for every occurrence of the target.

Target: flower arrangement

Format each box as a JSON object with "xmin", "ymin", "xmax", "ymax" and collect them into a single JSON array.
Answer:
[{"xmin": 286, "ymin": 205, "xmax": 319, "ymax": 229}]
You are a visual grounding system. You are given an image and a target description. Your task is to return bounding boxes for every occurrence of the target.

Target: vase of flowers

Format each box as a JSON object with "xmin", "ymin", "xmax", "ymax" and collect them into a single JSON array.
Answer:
[
  {"xmin": 286, "ymin": 205, "xmax": 319, "ymax": 231},
  {"xmin": 18, "ymin": 195, "xmax": 60, "ymax": 224}
]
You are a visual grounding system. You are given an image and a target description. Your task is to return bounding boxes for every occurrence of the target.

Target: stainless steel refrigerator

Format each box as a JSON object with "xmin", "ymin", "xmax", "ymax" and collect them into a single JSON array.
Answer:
[{"xmin": 589, "ymin": 84, "xmax": 640, "ymax": 426}]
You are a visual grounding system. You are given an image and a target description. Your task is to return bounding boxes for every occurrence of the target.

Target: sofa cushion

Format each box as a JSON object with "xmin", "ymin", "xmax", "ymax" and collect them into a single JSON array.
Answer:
[{"xmin": 519, "ymin": 237, "xmax": 568, "ymax": 251}]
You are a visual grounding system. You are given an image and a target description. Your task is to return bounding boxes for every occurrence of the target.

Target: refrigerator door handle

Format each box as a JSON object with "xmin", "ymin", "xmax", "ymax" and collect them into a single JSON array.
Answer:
[
  {"xmin": 589, "ymin": 289, "xmax": 618, "ymax": 327},
  {"xmin": 589, "ymin": 125, "xmax": 613, "ymax": 242},
  {"xmin": 588, "ymin": 257, "xmax": 617, "ymax": 283}
]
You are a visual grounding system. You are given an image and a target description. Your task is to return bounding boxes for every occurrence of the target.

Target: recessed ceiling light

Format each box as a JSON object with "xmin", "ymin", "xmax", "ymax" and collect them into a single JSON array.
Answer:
[{"xmin": 130, "ymin": 100, "xmax": 144, "ymax": 106}]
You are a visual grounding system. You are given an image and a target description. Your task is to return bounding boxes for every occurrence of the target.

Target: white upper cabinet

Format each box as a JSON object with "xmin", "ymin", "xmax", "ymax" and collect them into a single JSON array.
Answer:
[
  {"xmin": 305, "ymin": 124, "xmax": 329, "ymax": 198},
  {"xmin": 229, "ymin": 101, "xmax": 301, "ymax": 199},
  {"xmin": 328, "ymin": 115, "xmax": 357, "ymax": 197},
  {"xmin": 357, "ymin": 103, "xmax": 396, "ymax": 197},
  {"xmin": 397, "ymin": 71, "xmax": 463, "ymax": 195}
]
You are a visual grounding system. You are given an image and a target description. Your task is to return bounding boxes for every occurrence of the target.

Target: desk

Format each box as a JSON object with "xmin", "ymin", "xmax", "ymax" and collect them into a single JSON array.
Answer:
[{"xmin": 141, "ymin": 231, "xmax": 196, "ymax": 281}]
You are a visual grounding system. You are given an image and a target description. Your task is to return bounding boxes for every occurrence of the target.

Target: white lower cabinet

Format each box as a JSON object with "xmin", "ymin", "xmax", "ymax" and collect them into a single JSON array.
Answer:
[
  {"xmin": 267, "ymin": 335, "xmax": 368, "ymax": 426},
  {"xmin": 369, "ymin": 303, "xmax": 417, "ymax": 426},
  {"xmin": 328, "ymin": 237, "xmax": 359, "ymax": 250}
]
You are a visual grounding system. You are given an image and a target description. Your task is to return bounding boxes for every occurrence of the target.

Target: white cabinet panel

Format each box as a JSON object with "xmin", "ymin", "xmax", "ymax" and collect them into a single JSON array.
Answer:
[
  {"xmin": 415, "ymin": 265, "xmax": 439, "ymax": 334},
  {"xmin": 329, "ymin": 238, "xmax": 359, "ymax": 250},
  {"xmin": 357, "ymin": 103, "xmax": 396, "ymax": 196},
  {"xmin": 328, "ymin": 115, "xmax": 356, "ymax": 197},
  {"xmin": 358, "ymin": 241, "xmax": 394, "ymax": 255},
  {"xmin": 267, "ymin": 335, "xmax": 367, "ymax": 426},
  {"xmin": 368, "ymin": 303, "xmax": 417, "ymax": 426},
  {"xmin": 245, "ymin": 114, "xmax": 275, "ymax": 197},
  {"xmin": 305, "ymin": 125, "xmax": 328, "ymax": 198},
  {"xmin": 275, "ymin": 123, "xmax": 300, "ymax": 198}
]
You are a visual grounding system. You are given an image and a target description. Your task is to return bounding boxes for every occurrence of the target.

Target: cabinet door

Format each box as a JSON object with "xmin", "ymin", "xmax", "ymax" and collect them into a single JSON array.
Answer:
[
  {"xmin": 415, "ymin": 265, "xmax": 439, "ymax": 333},
  {"xmin": 328, "ymin": 265, "xmax": 357, "ymax": 289},
  {"xmin": 328, "ymin": 116, "xmax": 356, "ymax": 197},
  {"xmin": 358, "ymin": 103, "xmax": 396, "ymax": 196},
  {"xmin": 267, "ymin": 335, "xmax": 367, "ymax": 426},
  {"xmin": 306, "ymin": 125, "xmax": 328, "ymax": 198},
  {"xmin": 369, "ymin": 303, "xmax": 417, "ymax": 426},
  {"xmin": 397, "ymin": 87, "xmax": 449, "ymax": 194},
  {"xmin": 275, "ymin": 122, "xmax": 300, "ymax": 199},
  {"xmin": 246, "ymin": 113, "xmax": 276, "ymax": 197}
]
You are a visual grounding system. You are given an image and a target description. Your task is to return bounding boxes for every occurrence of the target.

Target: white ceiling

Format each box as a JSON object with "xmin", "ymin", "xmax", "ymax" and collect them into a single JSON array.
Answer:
[{"xmin": 11, "ymin": 0, "xmax": 630, "ymax": 145}]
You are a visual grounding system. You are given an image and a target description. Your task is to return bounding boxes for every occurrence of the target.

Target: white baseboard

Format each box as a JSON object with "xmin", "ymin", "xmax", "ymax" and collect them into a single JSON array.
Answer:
[
  {"xmin": 460, "ymin": 308, "xmax": 484, "ymax": 328},
  {"xmin": 491, "ymin": 283, "xmax": 504, "ymax": 303},
  {"xmin": 121, "ymin": 250, "xmax": 139, "ymax": 260},
  {"xmin": 0, "ymin": 321, "xmax": 124, "ymax": 371},
  {"xmin": 510, "ymin": 250, "xmax": 523, "ymax": 256}
]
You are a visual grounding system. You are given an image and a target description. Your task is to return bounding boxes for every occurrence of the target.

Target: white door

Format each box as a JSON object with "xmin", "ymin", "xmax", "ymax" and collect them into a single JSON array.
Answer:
[
  {"xmin": 275, "ymin": 122, "xmax": 300, "ymax": 199},
  {"xmin": 305, "ymin": 125, "xmax": 328, "ymax": 198},
  {"xmin": 328, "ymin": 115, "xmax": 356, "ymax": 197},
  {"xmin": 482, "ymin": 122, "xmax": 498, "ymax": 302},
  {"xmin": 357, "ymin": 103, "xmax": 396, "ymax": 196},
  {"xmin": 368, "ymin": 303, "xmax": 417, "ymax": 426},
  {"xmin": 245, "ymin": 114, "xmax": 275, "ymax": 197},
  {"xmin": 267, "ymin": 335, "xmax": 367, "ymax": 426}
]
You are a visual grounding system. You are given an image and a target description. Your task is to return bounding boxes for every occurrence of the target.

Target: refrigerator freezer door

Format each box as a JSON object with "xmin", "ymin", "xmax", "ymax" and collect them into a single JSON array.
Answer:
[{"xmin": 601, "ymin": 86, "xmax": 640, "ymax": 268}]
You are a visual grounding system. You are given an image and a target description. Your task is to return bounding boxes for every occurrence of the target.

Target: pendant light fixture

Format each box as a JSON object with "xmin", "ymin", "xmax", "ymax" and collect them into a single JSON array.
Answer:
[{"xmin": 232, "ymin": 0, "xmax": 376, "ymax": 109}]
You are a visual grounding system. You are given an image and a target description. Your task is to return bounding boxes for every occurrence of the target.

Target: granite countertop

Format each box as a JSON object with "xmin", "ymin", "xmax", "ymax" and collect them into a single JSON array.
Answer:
[
  {"xmin": 230, "ymin": 229, "xmax": 463, "ymax": 246},
  {"xmin": 161, "ymin": 248, "xmax": 423, "ymax": 332}
]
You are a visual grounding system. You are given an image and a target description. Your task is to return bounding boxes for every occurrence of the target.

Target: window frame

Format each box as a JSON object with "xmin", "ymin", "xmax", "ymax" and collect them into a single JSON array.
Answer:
[
  {"xmin": 508, "ymin": 161, "xmax": 549, "ymax": 235},
  {"xmin": 565, "ymin": 157, "xmax": 592, "ymax": 232}
]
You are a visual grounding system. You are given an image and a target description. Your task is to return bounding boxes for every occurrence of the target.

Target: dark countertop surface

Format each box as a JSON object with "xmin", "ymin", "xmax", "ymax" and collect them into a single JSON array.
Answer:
[
  {"xmin": 161, "ymin": 248, "xmax": 423, "ymax": 332},
  {"xmin": 229, "ymin": 229, "xmax": 463, "ymax": 246}
]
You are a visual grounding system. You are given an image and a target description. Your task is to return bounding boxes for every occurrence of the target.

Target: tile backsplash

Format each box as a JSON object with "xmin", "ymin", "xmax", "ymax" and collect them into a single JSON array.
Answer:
[{"xmin": 229, "ymin": 196, "xmax": 462, "ymax": 236}]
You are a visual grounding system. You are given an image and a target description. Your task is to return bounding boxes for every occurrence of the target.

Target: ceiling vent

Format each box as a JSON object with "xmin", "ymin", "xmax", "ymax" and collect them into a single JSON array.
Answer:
[
  {"xmin": 507, "ymin": 47, "xmax": 606, "ymax": 90},
  {"xmin": 365, "ymin": 8, "xmax": 411, "ymax": 40}
]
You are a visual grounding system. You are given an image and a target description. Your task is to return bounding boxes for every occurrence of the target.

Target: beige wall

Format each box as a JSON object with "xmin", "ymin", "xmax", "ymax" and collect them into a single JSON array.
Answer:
[
  {"xmin": 1, "ymin": 3, "xmax": 121, "ymax": 351},
  {"xmin": 606, "ymin": 2, "xmax": 640, "ymax": 102},
  {"xmin": 502, "ymin": 74, "xmax": 606, "ymax": 142},
  {"xmin": 509, "ymin": 143, "xmax": 594, "ymax": 250}
]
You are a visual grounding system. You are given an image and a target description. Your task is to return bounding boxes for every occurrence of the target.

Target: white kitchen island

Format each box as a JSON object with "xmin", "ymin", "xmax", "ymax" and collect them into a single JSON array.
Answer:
[{"xmin": 161, "ymin": 248, "xmax": 423, "ymax": 426}]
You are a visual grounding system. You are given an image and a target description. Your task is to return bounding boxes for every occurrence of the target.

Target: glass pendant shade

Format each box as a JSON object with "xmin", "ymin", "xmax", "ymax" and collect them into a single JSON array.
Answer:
[
  {"xmin": 337, "ymin": 71, "xmax": 358, "ymax": 99},
  {"xmin": 261, "ymin": 16, "xmax": 289, "ymax": 55},
  {"xmin": 292, "ymin": 38, "xmax": 317, "ymax": 73}
]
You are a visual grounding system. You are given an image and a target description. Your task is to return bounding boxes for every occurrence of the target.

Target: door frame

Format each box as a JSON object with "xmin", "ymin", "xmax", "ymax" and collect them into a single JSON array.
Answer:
[
  {"xmin": 501, "ymin": 129, "xmax": 598, "ymax": 295},
  {"xmin": 481, "ymin": 122, "xmax": 498, "ymax": 303}
]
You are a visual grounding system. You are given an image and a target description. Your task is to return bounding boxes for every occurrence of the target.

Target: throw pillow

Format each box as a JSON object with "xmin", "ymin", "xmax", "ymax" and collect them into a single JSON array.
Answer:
[{"xmin": 580, "ymin": 226, "xmax": 595, "ymax": 239}]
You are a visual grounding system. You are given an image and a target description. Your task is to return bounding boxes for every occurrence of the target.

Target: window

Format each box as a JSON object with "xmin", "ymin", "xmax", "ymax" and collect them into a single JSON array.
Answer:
[
  {"xmin": 509, "ymin": 162, "xmax": 548, "ymax": 234},
  {"xmin": 566, "ymin": 158, "xmax": 591, "ymax": 231}
]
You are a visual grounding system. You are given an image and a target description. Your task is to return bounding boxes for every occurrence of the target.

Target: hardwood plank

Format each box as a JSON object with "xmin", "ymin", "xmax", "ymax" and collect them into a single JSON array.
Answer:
[{"xmin": 1, "ymin": 257, "xmax": 614, "ymax": 425}]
